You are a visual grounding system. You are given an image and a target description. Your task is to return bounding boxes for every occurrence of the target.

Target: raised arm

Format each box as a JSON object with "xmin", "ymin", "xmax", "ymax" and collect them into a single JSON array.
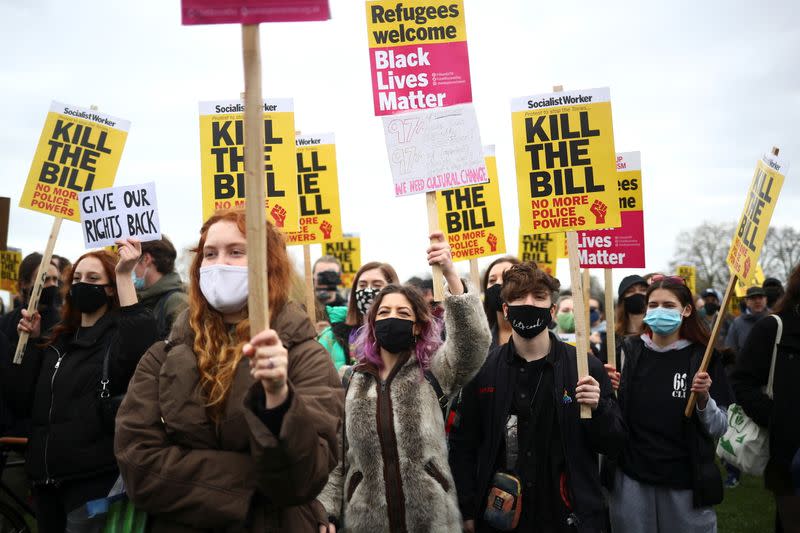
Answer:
[{"xmin": 426, "ymin": 231, "xmax": 491, "ymax": 394}]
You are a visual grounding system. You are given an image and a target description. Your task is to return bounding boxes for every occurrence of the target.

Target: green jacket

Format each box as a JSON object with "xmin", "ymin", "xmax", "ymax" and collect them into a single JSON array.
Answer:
[
  {"xmin": 317, "ymin": 305, "xmax": 348, "ymax": 370},
  {"xmin": 137, "ymin": 271, "xmax": 189, "ymax": 340}
]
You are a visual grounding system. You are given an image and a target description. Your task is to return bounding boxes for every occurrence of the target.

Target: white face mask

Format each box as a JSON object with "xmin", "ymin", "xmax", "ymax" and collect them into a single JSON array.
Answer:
[{"xmin": 199, "ymin": 264, "xmax": 249, "ymax": 314}]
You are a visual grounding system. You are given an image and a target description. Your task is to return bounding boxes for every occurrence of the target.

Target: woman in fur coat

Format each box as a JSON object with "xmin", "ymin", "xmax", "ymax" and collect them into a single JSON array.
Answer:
[{"xmin": 319, "ymin": 231, "xmax": 492, "ymax": 533}]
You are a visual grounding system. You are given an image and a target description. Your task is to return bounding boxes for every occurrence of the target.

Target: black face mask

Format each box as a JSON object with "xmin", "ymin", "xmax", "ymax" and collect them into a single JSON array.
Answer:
[
  {"xmin": 485, "ymin": 284, "xmax": 503, "ymax": 313},
  {"xmin": 623, "ymin": 293, "xmax": 647, "ymax": 315},
  {"xmin": 704, "ymin": 302, "xmax": 720, "ymax": 316},
  {"xmin": 505, "ymin": 304, "xmax": 552, "ymax": 339},
  {"xmin": 39, "ymin": 285, "xmax": 60, "ymax": 307},
  {"xmin": 374, "ymin": 317, "xmax": 416, "ymax": 354},
  {"xmin": 70, "ymin": 282, "xmax": 110, "ymax": 313}
]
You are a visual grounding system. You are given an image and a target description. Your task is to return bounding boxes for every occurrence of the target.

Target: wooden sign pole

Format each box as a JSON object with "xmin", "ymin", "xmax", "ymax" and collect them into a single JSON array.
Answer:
[
  {"xmin": 582, "ymin": 268, "xmax": 592, "ymax": 327},
  {"xmin": 303, "ymin": 244, "xmax": 316, "ymax": 322},
  {"xmin": 469, "ymin": 258, "xmax": 481, "ymax": 291},
  {"xmin": 604, "ymin": 268, "xmax": 617, "ymax": 369},
  {"xmin": 14, "ymin": 217, "xmax": 62, "ymax": 364},
  {"xmin": 426, "ymin": 192, "xmax": 445, "ymax": 301},
  {"xmin": 0, "ymin": 197, "xmax": 9, "ymax": 251},
  {"xmin": 241, "ymin": 24, "xmax": 269, "ymax": 333},
  {"xmin": 552, "ymin": 84, "xmax": 591, "ymax": 418},
  {"xmin": 685, "ymin": 145, "xmax": 781, "ymax": 416},
  {"xmin": 684, "ymin": 274, "xmax": 736, "ymax": 416}
]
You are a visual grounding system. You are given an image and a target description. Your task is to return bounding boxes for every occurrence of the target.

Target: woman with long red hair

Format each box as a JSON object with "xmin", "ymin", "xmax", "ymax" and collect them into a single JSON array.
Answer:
[
  {"xmin": 4, "ymin": 239, "xmax": 156, "ymax": 532},
  {"xmin": 114, "ymin": 209, "xmax": 344, "ymax": 531}
]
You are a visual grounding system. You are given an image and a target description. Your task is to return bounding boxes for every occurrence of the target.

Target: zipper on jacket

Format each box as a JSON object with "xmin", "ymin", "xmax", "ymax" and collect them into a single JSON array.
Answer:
[
  {"xmin": 375, "ymin": 375, "xmax": 408, "ymax": 532},
  {"xmin": 44, "ymin": 346, "xmax": 64, "ymax": 484}
]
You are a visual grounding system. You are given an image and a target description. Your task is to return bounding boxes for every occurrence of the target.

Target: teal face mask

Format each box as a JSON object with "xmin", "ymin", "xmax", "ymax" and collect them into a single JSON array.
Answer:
[
  {"xmin": 132, "ymin": 266, "xmax": 147, "ymax": 290},
  {"xmin": 643, "ymin": 307, "xmax": 683, "ymax": 335}
]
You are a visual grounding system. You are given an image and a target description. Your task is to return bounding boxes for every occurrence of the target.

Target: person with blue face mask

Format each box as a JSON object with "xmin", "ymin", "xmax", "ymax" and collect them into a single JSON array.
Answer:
[{"xmin": 606, "ymin": 276, "xmax": 733, "ymax": 533}]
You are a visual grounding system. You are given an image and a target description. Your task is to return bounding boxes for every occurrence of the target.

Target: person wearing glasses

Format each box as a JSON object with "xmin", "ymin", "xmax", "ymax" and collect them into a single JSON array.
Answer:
[{"xmin": 606, "ymin": 275, "xmax": 732, "ymax": 532}]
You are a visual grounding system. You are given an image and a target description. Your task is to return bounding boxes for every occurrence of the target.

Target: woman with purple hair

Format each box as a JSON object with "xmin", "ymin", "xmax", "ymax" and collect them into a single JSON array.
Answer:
[{"xmin": 318, "ymin": 231, "xmax": 492, "ymax": 533}]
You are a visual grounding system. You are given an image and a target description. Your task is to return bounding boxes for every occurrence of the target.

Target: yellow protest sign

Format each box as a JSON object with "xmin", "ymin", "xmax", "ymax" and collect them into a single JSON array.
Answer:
[
  {"xmin": 0, "ymin": 249, "xmax": 22, "ymax": 292},
  {"xmin": 519, "ymin": 233, "xmax": 560, "ymax": 277},
  {"xmin": 199, "ymin": 99, "xmax": 299, "ymax": 231},
  {"xmin": 19, "ymin": 102, "xmax": 130, "ymax": 222},
  {"xmin": 727, "ymin": 153, "xmax": 787, "ymax": 280},
  {"xmin": 511, "ymin": 88, "xmax": 620, "ymax": 235},
  {"xmin": 436, "ymin": 146, "xmax": 505, "ymax": 261},
  {"xmin": 676, "ymin": 265, "xmax": 697, "ymax": 295},
  {"xmin": 735, "ymin": 262, "xmax": 765, "ymax": 297},
  {"xmin": 285, "ymin": 134, "xmax": 343, "ymax": 245},
  {"xmin": 323, "ymin": 234, "xmax": 361, "ymax": 288}
]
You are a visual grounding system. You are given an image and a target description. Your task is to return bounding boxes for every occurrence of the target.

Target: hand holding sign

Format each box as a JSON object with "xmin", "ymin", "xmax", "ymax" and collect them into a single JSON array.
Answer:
[
  {"xmin": 427, "ymin": 230, "xmax": 463, "ymax": 296},
  {"xmin": 17, "ymin": 308, "xmax": 41, "ymax": 339},
  {"xmin": 243, "ymin": 329, "xmax": 289, "ymax": 407},
  {"xmin": 114, "ymin": 238, "xmax": 142, "ymax": 274}
]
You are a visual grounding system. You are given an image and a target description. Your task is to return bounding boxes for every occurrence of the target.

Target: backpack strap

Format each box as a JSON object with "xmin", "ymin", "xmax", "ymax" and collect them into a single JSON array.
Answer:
[
  {"xmin": 424, "ymin": 369, "xmax": 450, "ymax": 420},
  {"xmin": 99, "ymin": 333, "xmax": 119, "ymax": 399},
  {"xmin": 766, "ymin": 314, "xmax": 783, "ymax": 399}
]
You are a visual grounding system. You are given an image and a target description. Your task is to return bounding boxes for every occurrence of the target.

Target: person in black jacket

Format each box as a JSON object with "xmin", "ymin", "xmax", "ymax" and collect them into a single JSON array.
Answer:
[
  {"xmin": 449, "ymin": 262, "xmax": 625, "ymax": 533},
  {"xmin": 607, "ymin": 275, "xmax": 732, "ymax": 533},
  {"xmin": 732, "ymin": 263, "xmax": 800, "ymax": 533},
  {"xmin": 3, "ymin": 240, "xmax": 156, "ymax": 533}
]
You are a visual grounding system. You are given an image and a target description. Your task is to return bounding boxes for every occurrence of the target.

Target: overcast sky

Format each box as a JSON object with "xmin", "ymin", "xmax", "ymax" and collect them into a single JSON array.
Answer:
[{"xmin": 1, "ymin": 0, "xmax": 798, "ymax": 300}]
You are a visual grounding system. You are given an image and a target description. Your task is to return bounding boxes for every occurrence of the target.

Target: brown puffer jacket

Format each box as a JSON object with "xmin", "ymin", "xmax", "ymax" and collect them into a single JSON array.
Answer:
[{"xmin": 114, "ymin": 302, "xmax": 344, "ymax": 532}]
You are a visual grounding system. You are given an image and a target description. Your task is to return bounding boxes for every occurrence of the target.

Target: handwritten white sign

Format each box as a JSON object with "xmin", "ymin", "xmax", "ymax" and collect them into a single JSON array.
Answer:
[
  {"xmin": 383, "ymin": 103, "xmax": 487, "ymax": 197},
  {"xmin": 79, "ymin": 182, "xmax": 161, "ymax": 248}
]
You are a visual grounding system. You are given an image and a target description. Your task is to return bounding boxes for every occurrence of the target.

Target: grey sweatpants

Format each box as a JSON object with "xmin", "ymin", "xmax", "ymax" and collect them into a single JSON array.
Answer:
[{"xmin": 608, "ymin": 470, "xmax": 717, "ymax": 533}]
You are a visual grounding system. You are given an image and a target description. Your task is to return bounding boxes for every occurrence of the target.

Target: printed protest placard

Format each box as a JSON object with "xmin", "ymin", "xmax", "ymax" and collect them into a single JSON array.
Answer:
[
  {"xmin": 511, "ymin": 88, "xmax": 620, "ymax": 235},
  {"xmin": 323, "ymin": 234, "xmax": 361, "ymax": 288},
  {"xmin": 383, "ymin": 103, "xmax": 486, "ymax": 196},
  {"xmin": 199, "ymin": 99, "xmax": 299, "ymax": 231},
  {"xmin": 19, "ymin": 102, "xmax": 130, "ymax": 222},
  {"xmin": 0, "ymin": 249, "xmax": 22, "ymax": 292},
  {"xmin": 519, "ymin": 233, "xmax": 560, "ymax": 277},
  {"xmin": 734, "ymin": 262, "xmax": 765, "ymax": 298},
  {"xmin": 436, "ymin": 145, "xmax": 505, "ymax": 261},
  {"xmin": 577, "ymin": 152, "xmax": 645, "ymax": 267},
  {"xmin": 365, "ymin": 0, "xmax": 471, "ymax": 115},
  {"xmin": 79, "ymin": 183, "xmax": 161, "ymax": 248},
  {"xmin": 676, "ymin": 265, "xmax": 697, "ymax": 295},
  {"xmin": 181, "ymin": 0, "xmax": 330, "ymax": 24},
  {"xmin": 727, "ymin": 152, "xmax": 788, "ymax": 280},
  {"xmin": 285, "ymin": 134, "xmax": 343, "ymax": 245}
]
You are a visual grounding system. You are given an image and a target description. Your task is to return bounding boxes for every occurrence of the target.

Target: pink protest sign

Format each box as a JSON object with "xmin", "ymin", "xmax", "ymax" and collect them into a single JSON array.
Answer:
[
  {"xmin": 577, "ymin": 152, "xmax": 646, "ymax": 268},
  {"xmin": 366, "ymin": 0, "xmax": 472, "ymax": 116},
  {"xmin": 182, "ymin": 0, "xmax": 330, "ymax": 25}
]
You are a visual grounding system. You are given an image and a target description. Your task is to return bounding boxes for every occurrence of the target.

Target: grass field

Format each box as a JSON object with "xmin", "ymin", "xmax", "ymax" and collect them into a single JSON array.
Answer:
[
  {"xmin": 716, "ymin": 470, "xmax": 776, "ymax": 533},
  {"xmin": 0, "ymin": 462, "xmax": 780, "ymax": 532}
]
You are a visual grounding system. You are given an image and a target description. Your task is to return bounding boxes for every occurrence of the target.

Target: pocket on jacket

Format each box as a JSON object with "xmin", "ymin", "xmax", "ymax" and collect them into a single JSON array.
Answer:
[
  {"xmin": 424, "ymin": 460, "xmax": 451, "ymax": 492},
  {"xmin": 346, "ymin": 471, "xmax": 363, "ymax": 503}
]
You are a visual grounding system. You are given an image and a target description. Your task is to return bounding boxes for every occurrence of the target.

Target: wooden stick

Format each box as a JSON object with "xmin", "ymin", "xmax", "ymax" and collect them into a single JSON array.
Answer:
[
  {"xmin": 303, "ymin": 244, "xmax": 316, "ymax": 322},
  {"xmin": 426, "ymin": 191, "xmax": 445, "ymax": 301},
  {"xmin": 469, "ymin": 259, "xmax": 480, "ymax": 291},
  {"xmin": 582, "ymin": 268, "xmax": 592, "ymax": 327},
  {"xmin": 242, "ymin": 24, "xmax": 269, "ymax": 333},
  {"xmin": 566, "ymin": 231, "xmax": 592, "ymax": 418},
  {"xmin": 552, "ymin": 83, "xmax": 590, "ymax": 418},
  {"xmin": 14, "ymin": 217, "xmax": 62, "ymax": 364},
  {"xmin": 0, "ymin": 197, "xmax": 9, "ymax": 251},
  {"xmin": 604, "ymin": 268, "xmax": 616, "ymax": 369},
  {"xmin": 684, "ymin": 274, "xmax": 737, "ymax": 416}
]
